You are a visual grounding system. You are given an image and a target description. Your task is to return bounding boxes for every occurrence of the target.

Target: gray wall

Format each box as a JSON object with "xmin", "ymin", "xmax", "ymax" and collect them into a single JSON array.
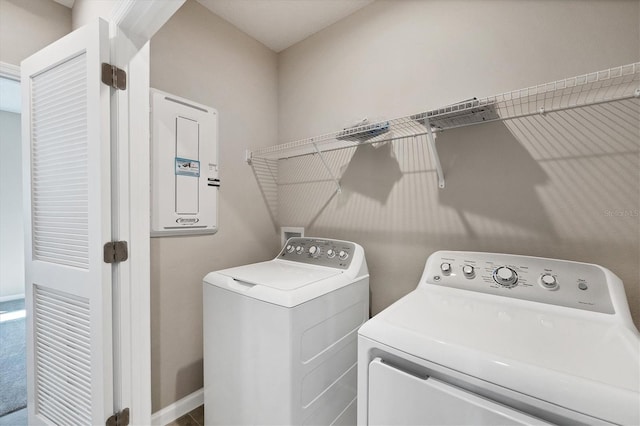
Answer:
[
  {"xmin": 0, "ymin": 0, "xmax": 71, "ymax": 65},
  {"xmin": 0, "ymin": 111, "xmax": 23, "ymax": 298},
  {"xmin": 149, "ymin": 0, "xmax": 280, "ymax": 412},
  {"xmin": 276, "ymin": 0, "xmax": 640, "ymax": 327}
]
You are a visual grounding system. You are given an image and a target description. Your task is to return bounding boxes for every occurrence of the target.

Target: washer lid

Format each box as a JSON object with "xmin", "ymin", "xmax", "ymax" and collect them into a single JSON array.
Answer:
[
  {"xmin": 217, "ymin": 260, "xmax": 342, "ymax": 290},
  {"xmin": 203, "ymin": 259, "xmax": 346, "ymax": 307},
  {"xmin": 359, "ymin": 286, "xmax": 640, "ymax": 425}
]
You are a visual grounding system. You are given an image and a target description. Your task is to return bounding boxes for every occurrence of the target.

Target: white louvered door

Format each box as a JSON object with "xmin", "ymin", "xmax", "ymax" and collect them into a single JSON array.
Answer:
[{"xmin": 21, "ymin": 18, "xmax": 113, "ymax": 425}]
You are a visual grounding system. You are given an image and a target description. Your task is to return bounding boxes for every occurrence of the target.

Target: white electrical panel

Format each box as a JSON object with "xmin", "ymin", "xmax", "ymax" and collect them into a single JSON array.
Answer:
[{"xmin": 150, "ymin": 89, "xmax": 219, "ymax": 236}]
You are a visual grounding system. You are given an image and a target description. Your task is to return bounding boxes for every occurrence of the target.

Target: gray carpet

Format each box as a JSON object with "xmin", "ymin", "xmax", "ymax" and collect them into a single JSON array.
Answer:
[{"xmin": 0, "ymin": 299, "xmax": 26, "ymax": 417}]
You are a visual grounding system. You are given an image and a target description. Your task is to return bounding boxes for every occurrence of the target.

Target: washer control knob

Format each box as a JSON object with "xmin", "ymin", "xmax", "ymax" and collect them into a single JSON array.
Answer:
[
  {"xmin": 540, "ymin": 274, "xmax": 558, "ymax": 289},
  {"xmin": 338, "ymin": 250, "xmax": 349, "ymax": 260},
  {"xmin": 440, "ymin": 263, "xmax": 452, "ymax": 275},
  {"xmin": 286, "ymin": 244, "xmax": 294, "ymax": 253},
  {"xmin": 295, "ymin": 246, "xmax": 304, "ymax": 255},
  {"xmin": 308, "ymin": 245, "xmax": 320, "ymax": 257},
  {"xmin": 494, "ymin": 267, "xmax": 518, "ymax": 287},
  {"xmin": 327, "ymin": 249, "xmax": 336, "ymax": 258},
  {"xmin": 462, "ymin": 265, "xmax": 475, "ymax": 278}
]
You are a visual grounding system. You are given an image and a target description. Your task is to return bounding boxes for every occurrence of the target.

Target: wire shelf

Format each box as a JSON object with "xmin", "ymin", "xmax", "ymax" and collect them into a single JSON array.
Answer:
[{"xmin": 248, "ymin": 62, "xmax": 640, "ymax": 162}]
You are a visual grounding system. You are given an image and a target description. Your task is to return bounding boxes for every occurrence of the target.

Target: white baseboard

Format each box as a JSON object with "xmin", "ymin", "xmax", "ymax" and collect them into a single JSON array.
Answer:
[
  {"xmin": 0, "ymin": 293, "xmax": 25, "ymax": 303},
  {"xmin": 151, "ymin": 388, "xmax": 203, "ymax": 426}
]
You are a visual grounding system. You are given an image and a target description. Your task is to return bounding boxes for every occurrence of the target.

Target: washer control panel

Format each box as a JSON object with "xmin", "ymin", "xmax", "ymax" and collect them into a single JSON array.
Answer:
[
  {"xmin": 425, "ymin": 251, "xmax": 615, "ymax": 314},
  {"xmin": 278, "ymin": 237, "xmax": 355, "ymax": 269}
]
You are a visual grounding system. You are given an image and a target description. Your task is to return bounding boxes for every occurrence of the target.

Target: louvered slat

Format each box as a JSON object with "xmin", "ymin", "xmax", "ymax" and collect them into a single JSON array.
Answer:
[
  {"xmin": 34, "ymin": 285, "xmax": 92, "ymax": 424},
  {"xmin": 36, "ymin": 367, "xmax": 91, "ymax": 407},
  {"xmin": 31, "ymin": 53, "xmax": 89, "ymax": 269},
  {"xmin": 34, "ymin": 234, "xmax": 88, "ymax": 244}
]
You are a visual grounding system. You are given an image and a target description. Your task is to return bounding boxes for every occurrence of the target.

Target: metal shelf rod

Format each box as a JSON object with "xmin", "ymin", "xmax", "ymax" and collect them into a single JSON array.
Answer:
[
  {"xmin": 276, "ymin": 134, "xmax": 427, "ymax": 160},
  {"xmin": 251, "ymin": 90, "xmax": 638, "ymax": 162},
  {"xmin": 249, "ymin": 62, "xmax": 639, "ymax": 162}
]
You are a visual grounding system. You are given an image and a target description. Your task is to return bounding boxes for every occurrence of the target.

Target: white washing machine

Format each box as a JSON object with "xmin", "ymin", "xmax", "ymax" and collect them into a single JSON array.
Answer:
[
  {"xmin": 203, "ymin": 237, "xmax": 369, "ymax": 425},
  {"xmin": 358, "ymin": 251, "xmax": 640, "ymax": 425}
]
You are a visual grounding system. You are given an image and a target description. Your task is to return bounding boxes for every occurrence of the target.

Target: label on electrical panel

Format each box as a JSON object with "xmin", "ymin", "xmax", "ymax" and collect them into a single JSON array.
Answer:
[{"xmin": 175, "ymin": 157, "xmax": 200, "ymax": 177}]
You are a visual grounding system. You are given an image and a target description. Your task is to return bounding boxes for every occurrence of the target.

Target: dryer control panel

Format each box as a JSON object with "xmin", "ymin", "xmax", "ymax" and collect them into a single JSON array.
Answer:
[
  {"xmin": 278, "ymin": 238, "xmax": 355, "ymax": 270},
  {"xmin": 423, "ymin": 251, "xmax": 616, "ymax": 314}
]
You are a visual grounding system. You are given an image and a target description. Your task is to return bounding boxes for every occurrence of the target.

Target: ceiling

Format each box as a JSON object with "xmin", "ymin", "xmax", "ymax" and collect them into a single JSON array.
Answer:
[
  {"xmin": 196, "ymin": 0, "xmax": 374, "ymax": 52},
  {"xmin": 52, "ymin": 0, "xmax": 75, "ymax": 8},
  {"xmin": 52, "ymin": 0, "xmax": 374, "ymax": 53}
]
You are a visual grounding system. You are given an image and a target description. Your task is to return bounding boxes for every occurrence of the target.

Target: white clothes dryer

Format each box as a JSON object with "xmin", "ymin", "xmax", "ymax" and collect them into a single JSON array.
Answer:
[
  {"xmin": 358, "ymin": 251, "xmax": 639, "ymax": 425},
  {"xmin": 203, "ymin": 237, "xmax": 369, "ymax": 425}
]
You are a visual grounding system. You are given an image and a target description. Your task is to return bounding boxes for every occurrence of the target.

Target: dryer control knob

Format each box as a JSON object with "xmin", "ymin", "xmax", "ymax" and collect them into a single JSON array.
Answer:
[
  {"xmin": 286, "ymin": 244, "xmax": 294, "ymax": 253},
  {"xmin": 462, "ymin": 265, "xmax": 475, "ymax": 278},
  {"xmin": 295, "ymin": 246, "xmax": 304, "ymax": 255},
  {"xmin": 308, "ymin": 246, "xmax": 320, "ymax": 257},
  {"xmin": 327, "ymin": 249, "xmax": 336, "ymax": 258},
  {"xmin": 338, "ymin": 250, "xmax": 349, "ymax": 260},
  {"xmin": 494, "ymin": 267, "xmax": 518, "ymax": 287}
]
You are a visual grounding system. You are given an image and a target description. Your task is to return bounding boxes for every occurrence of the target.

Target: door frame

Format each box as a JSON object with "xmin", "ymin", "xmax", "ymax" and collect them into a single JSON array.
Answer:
[{"xmin": 105, "ymin": 1, "xmax": 185, "ymax": 424}]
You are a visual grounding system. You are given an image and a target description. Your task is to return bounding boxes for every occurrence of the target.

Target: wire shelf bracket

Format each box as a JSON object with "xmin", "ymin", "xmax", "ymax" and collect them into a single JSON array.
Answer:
[{"xmin": 423, "ymin": 117, "xmax": 445, "ymax": 189}]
